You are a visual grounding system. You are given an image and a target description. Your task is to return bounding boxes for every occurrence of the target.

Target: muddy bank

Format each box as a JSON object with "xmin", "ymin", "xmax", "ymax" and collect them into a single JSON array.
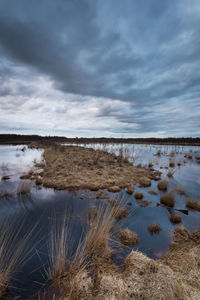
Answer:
[{"xmin": 33, "ymin": 145, "xmax": 160, "ymax": 191}]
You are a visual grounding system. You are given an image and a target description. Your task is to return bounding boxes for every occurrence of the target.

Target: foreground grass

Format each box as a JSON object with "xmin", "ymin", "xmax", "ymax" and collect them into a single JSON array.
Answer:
[
  {"xmin": 44, "ymin": 204, "xmax": 200, "ymax": 300},
  {"xmin": 29, "ymin": 144, "xmax": 160, "ymax": 191}
]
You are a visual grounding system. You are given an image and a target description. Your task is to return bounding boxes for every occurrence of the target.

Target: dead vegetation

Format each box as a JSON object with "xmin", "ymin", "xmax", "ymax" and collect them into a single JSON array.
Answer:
[
  {"xmin": 139, "ymin": 176, "xmax": 151, "ymax": 187},
  {"xmin": 140, "ymin": 199, "xmax": 151, "ymax": 206},
  {"xmin": 120, "ymin": 229, "xmax": 139, "ymax": 246},
  {"xmin": 17, "ymin": 180, "xmax": 32, "ymax": 195},
  {"xmin": 160, "ymin": 193, "xmax": 175, "ymax": 207},
  {"xmin": 148, "ymin": 223, "xmax": 162, "ymax": 234},
  {"xmin": 148, "ymin": 190, "xmax": 158, "ymax": 195},
  {"xmin": 113, "ymin": 206, "xmax": 128, "ymax": 220},
  {"xmin": 169, "ymin": 214, "xmax": 182, "ymax": 224},
  {"xmin": 126, "ymin": 186, "xmax": 134, "ymax": 195},
  {"xmin": 45, "ymin": 208, "xmax": 200, "ymax": 300},
  {"xmin": 157, "ymin": 179, "xmax": 168, "ymax": 191},
  {"xmin": 35, "ymin": 145, "xmax": 158, "ymax": 191},
  {"xmin": 134, "ymin": 191, "xmax": 144, "ymax": 199},
  {"xmin": 0, "ymin": 219, "xmax": 36, "ymax": 299},
  {"xmin": 186, "ymin": 198, "xmax": 200, "ymax": 211},
  {"xmin": 108, "ymin": 197, "xmax": 117, "ymax": 207}
]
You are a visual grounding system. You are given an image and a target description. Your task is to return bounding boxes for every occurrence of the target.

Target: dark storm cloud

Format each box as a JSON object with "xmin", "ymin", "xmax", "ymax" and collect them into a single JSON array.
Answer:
[{"xmin": 0, "ymin": 0, "xmax": 200, "ymax": 136}]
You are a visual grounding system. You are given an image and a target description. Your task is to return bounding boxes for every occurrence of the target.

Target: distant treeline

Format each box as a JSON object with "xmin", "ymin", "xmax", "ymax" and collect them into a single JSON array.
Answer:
[{"xmin": 0, "ymin": 134, "xmax": 200, "ymax": 145}]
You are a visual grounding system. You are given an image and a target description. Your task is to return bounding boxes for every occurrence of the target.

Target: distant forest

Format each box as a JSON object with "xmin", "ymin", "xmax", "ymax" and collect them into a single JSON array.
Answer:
[{"xmin": 0, "ymin": 134, "xmax": 200, "ymax": 145}]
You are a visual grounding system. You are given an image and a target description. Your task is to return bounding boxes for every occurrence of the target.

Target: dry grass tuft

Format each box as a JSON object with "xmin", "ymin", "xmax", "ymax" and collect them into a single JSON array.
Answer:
[
  {"xmin": 148, "ymin": 223, "xmax": 162, "ymax": 234},
  {"xmin": 157, "ymin": 180, "xmax": 168, "ymax": 191},
  {"xmin": 172, "ymin": 226, "xmax": 190, "ymax": 243},
  {"xmin": 172, "ymin": 186, "xmax": 185, "ymax": 195},
  {"xmin": 107, "ymin": 185, "xmax": 121, "ymax": 193},
  {"xmin": 139, "ymin": 177, "xmax": 151, "ymax": 188},
  {"xmin": 17, "ymin": 180, "xmax": 32, "ymax": 195},
  {"xmin": 108, "ymin": 197, "xmax": 117, "ymax": 207},
  {"xmin": 120, "ymin": 229, "xmax": 139, "ymax": 246},
  {"xmin": 1, "ymin": 176, "xmax": 10, "ymax": 181},
  {"xmin": 113, "ymin": 206, "xmax": 128, "ymax": 221},
  {"xmin": 126, "ymin": 186, "xmax": 134, "ymax": 195},
  {"xmin": 134, "ymin": 191, "xmax": 144, "ymax": 200},
  {"xmin": 141, "ymin": 199, "xmax": 151, "ymax": 206},
  {"xmin": 186, "ymin": 198, "xmax": 200, "ymax": 211},
  {"xmin": 160, "ymin": 193, "xmax": 175, "ymax": 207},
  {"xmin": 169, "ymin": 214, "xmax": 182, "ymax": 224},
  {"xmin": 167, "ymin": 169, "xmax": 176, "ymax": 178},
  {"xmin": 148, "ymin": 190, "xmax": 158, "ymax": 195},
  {"xmin": 0, "ymin": 219, "xmax": 37, "ymax": 298},
  {"xmin": 169, "ymin": 160, "xmax": 175, "ymax": 167}
]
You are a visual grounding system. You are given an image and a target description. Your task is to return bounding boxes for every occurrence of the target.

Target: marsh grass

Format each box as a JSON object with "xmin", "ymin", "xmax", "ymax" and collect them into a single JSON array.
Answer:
[
  {"xmin": 47, "ymin": 198, "xmax": 131, "ymax": 297},
  {"xmin": 134, "ymin": 191, "xmax": 144, "ymax": 199},
  {"xmin": 0, "ymin": 218, "xmax": 37, "ymax": 298},
  {"xmin": 148, "ymin": 223, "xmax": 162, "ymax": 234},
  {"xmin": 17, "ymin": 180, "xmax": 32, "ymax": 195},
  {"xmin": 160, "ymin": 193, "xmax": 175, "ymax": 207},
  {"xmin": 120, "ymin": 229, "xmax": 139, "ymax": 246},
  {"xmin": 157, "ymin": 180, "xmax": 168, "ymax": 191},
  {"xmin": 169, "ymin": 214, "xmax": 182, "ymax": 224},
  {"xmin": 186, "ymin": 198, "xmax": 200, "ymax": 211}
]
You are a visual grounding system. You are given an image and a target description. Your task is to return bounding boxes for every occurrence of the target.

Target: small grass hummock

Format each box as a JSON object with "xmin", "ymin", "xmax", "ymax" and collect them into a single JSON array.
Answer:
[
  {"xmin": 169, "ymin": 160, "xmax": 175, "ymax": 168},
  {"xmin": 160, "ymin": 193, "xmax": 175, "ymax": 207},
  {"xmin": 17, "ymin": 180, "xmax": 32, "ymax": 195},
  {"xmin": 108, "ymin": 197, "xmax": 117, "ymax": 207},
  {"xmin": 108, "ymin": 185, "xmax": 121, "ymax": 193},
  {"xmin": 148, "ymin": 190, "xmax": 158, "ymax": 195},
  {"xmin": 139, "ymin": 177, "xmax": 151, "ymax": 188},
  {"xmin": 186, "ymin": 198, "xmax": 200, "ymax": 211},
  {"xmin": 126, "ymin": 186, "xmax": 134, "ymax": 195},
  {"xmin": 148, "ymin": 223, "xmax": 162, "ymax": 234},
  {"xmin": 172, "ymin": 226, "xmax": 190, "ymax": 243},
  {"xmin": 113, "ymin": 206, "xmax": 128, "ymax": 221},
  {"xmin": 134, "ymin": 191, "xmax": 144, "ymax": 200},
  {"xmin": 169, "ymin": 214, "xmax": 182, "ymax": 224},
  {"xmin": 120, "ymin": 229, "xmax": 139, "ymax": 246},
  {"xmin": 141, "ymin": 199, "xmax": 151, "ymax": 206},
  {"xmin": 157, "ymin": 180, "xmax": 168, "ymax": 191}
]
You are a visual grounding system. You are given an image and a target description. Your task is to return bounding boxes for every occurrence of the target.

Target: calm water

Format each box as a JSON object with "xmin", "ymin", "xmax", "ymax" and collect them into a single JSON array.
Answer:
[{"xmin": 0, "ymin": 143, "xmax": 200, "ymax": 298}]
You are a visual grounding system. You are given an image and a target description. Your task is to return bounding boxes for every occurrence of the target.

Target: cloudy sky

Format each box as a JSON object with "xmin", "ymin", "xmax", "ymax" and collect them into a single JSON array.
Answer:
[{"xmin": 0, "ymin": 0, "xmax": 200, "ymax": 137}]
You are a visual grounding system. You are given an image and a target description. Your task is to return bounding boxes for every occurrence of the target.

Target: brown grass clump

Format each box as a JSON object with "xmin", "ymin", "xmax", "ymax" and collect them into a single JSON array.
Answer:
[
  {"xmin": 139, "ymin": 177, "xmax": 151, "ymax": 188},
  {"xmin": 172, "ymin": 226, "xmax": 190, "ymax": 243},
  {"xmin": 169, "ymin": 214, "xmax": 182, "ymax": 224},
  {"xmin": 160, "ymin": 193, "xmax": 175, "ymax": 207},
  {"xmin": 186, "ymin": 198, "xmax": 200, "ymax": 211},
  {"xmin": 108, "ymin": 198, "xmax": 117, "ymax": 207},
  {"xmin": 0, "ymin": 219, "xmax": 36, "ymax": 299},
  {"xmin": 134, "ymin": 191, "xmax": 144, "ymax": 200},
  {"xmin": 157, "ymin": 180, "xmax": 168, "ymax": 191},
  {"xmin": 169, "ymin": 160, "xmax": 175, "ymax": 167},
  {"xmin": 148, "ymin": 161, "xmax": 153, "ymax": 168},
  {"xmin": 1, "ymin": 176, "xmax": 10, "ymax": 181},
  {"xmin": 126, "ymin": 186, "xmax": 134, "ymax": 195},
  {"xmin": 156, "ymin": 149, "xmax": 161, "ymax": 156},
  {"xmin": 148, "ymin": 190, "xmax": 158, "ymax": 195},
  {"xmin": 35, "ymin": 176, "xmax": 43, "ymax": 185},
  {"xmin": 17, "ymin": 180, "xmax": 32, "ymax": 195},
  {"xmin": 120, "ymin": 229, "xmax": 139, "ymax": 246},
  {"xmin": 172, "ymin": 186, "xmax": 185, "ymax": 195},
  {"xmin": 148, "ymin": 223, "xmax": 162, "ymax": 234},
  {"xmin": 113, "ymin": 206, "xmax": 128, "ymax": 221},
  {"xmin": 141, "ymin": 199, "xmax": 151, "ymax": 206},
  {"xmin": 107, "ymin": 185, "xmax": 121, "ymax": 193},
  {"xmin": 167, "ymin": 169, "xmax": 176, "ymax": 178}
]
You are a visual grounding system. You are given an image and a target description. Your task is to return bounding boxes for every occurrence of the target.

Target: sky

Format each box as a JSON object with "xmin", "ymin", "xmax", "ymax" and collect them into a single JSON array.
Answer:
[{"xmin": 0, "ymin": 0, "xmax": 200, "ymax": 138}]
